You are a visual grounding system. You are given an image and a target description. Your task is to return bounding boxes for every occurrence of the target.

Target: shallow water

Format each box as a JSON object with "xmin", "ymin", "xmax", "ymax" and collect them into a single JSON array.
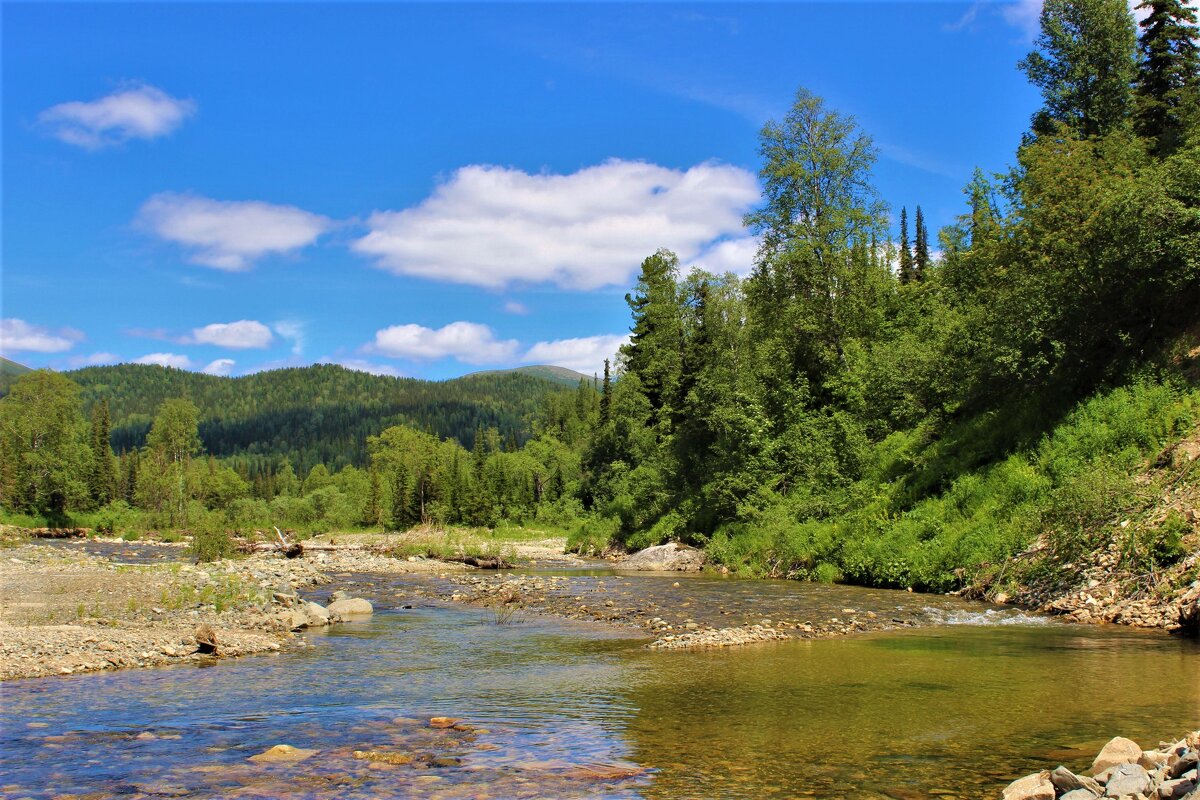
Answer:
[{"xmin": 2, "ymin": 578, "xmax": 1198, "ymax": 799}]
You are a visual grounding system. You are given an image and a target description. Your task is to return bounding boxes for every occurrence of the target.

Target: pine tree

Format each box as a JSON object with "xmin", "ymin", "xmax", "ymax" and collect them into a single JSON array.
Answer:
[
  {"xmin": 1134, "ymin": 0, "xmax": 1200, "ymax": 152},
  {"xmin": 1019, "ymin": 0, "xmax": 1138, "ymax": 138},
  {"xmin": 914, "ymin": 205, "xmax": 930, "ymax": 281},
  {"xmin": 898, "ymin": 207, "xmax": 914, "ymax": 284},
  {"xmin": 87, "ymin": 399, "xmax": 116, "ymax": 505},
  {"xmin": 599, "ymin": 359, "xmax": 612, "ymax": 424}
]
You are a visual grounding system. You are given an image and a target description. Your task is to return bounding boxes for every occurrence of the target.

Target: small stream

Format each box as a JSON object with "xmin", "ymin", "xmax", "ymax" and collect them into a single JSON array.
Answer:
[{"xmin": 3, "ymin": 544, "xmax": 1198, "ymax": 799}]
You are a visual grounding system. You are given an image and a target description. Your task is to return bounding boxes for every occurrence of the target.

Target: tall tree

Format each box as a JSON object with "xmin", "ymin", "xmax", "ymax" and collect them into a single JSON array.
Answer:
[
  {"xmin": 745, "ymin": 87, "xmax": 887, "ymax": 403},
  {"xmin": 1019, "ymin": 0, "xmax": 1138, "ymax": 137},
  {"xmin": 898, "ymin": 207, "xmax": 915, "ymax": 284},
  {"xmin": 914, "ymin": 205, "xmax": 930, "ymax": 280},
  {"xmin": 87, "ymin": 399, "xmax": 117, "ymax": 505},
  {"xmin": 1134, "ymin": 0, "xmax": 1200, "ymax": 152},
  {"xmin": 0, "ymin": 371, "xmax": 89, "ymax": 515},
  {"xmin": 144, "ymin": 398, "xmax": 202, "ymax": 525},
  {"xmin": 622, "ymin": 249, "xmax": 684, "ymax": 427}
]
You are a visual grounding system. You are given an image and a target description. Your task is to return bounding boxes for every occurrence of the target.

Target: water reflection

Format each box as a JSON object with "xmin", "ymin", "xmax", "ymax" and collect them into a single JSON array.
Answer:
[{"xmin": 1, "ymin": 589, "xmax": 1197, "ymax": 799}]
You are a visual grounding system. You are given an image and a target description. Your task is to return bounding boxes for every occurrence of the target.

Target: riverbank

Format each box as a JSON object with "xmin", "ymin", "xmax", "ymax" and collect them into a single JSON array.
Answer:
[
  {"xmin": 1002, "ymin": 730, "xmax": 1199, "ymax": 800},
  {"xmin": 0, "ymin": 538, "xmax": 464, "ymax": 681}
]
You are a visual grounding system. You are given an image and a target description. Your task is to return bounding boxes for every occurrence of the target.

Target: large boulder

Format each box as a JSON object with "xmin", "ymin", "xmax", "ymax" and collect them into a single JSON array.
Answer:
[
  {"xmin": 617, "ymin": 543, "xmax": 705, "ymax": 572},
  {"xmin": 1102, "ymin": 763, "xmax": 1151, "ymax": 797},
  {"xmin": 303, "ymin": 601, "xmax": 331, "ymax": 627},
  {"xmin": 1091, "ymin": 736, "xmax": 1143, "ymax": 775},
  {"xmin": 1002, "ymin": 770, "xmax": 1055, "ymax": 800},
  {"xmin": 327, "ymin": 597, "xmax": 373, "ymax": 617}
]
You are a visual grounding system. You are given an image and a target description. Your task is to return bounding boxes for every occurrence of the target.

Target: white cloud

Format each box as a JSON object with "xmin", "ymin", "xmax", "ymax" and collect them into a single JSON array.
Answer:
[
  {"xmin": 137, "ymin": 192, "xmax": 332, "ymax": 271},
  {"xmin": 66, "ymin": 352, "xmax": 120, "ymax": 368},
  {"xmin": 353, "ymin": 159, "xmax": 759, "ymax": 290},
  {"xmin": 693, "ymin": 236, "xmax": 759, "ymax": 277},
  {"xmin": 0, "ymin": 319, "xmax": 84, "ymax": 353},
  {"xmin": 134, "ymin": 352, "xmax": 192, "ymax": 369},
  {"xmin": 333, "ymin": 359, "xmax": 404, "ymax": 377},
  {"xmin": 188, "ymin": 320, "xmax": 274, "ymax": 349},
  {"xmin": 502, "ymin": 300, "xmax": 530, "ymax": 315},
  {"xmin": 273, "ymin": 320, "xmax": 306, "ymax": 355},
  {"xmin": 201, "ymin": 358, "xmax": 236, "ymax": 376},
  {"xmin": 1002, "ymin": 0, "xmax": 1043, "ymax": 38},
  {"xmin": 38, "ymin": 84, "xmax": 195, "ymax": 149},
  {"xmin": 368, "ymin": 321, "xmax": 519, "ymax": 364},
  {"xmin": 523, "ymin": 334, "xmax": 629, "ymax": 376}
]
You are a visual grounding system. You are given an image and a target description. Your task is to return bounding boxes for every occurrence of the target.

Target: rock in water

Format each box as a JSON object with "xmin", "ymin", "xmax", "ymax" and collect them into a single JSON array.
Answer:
[
  {"xmin": 1050, "ymin": 766, "xmax": 1102, "ymax": 795},
  {"xmin": 1002, "ymin": 770, "xmax": 1055, "ymax": 800},
  {"xmin": 327, "ymin": 597, "xmax": 373, "ymax": 616},
  {"xmin": 193, "ymin": 624, "xmax": 218, "ymax": 655},
  {"xmin": 617, "ymin": 542, "xmax": 705, "ymax": 572},
  {"xmin": 428, "ymin": 717, "xmax": 460, "ymax": 729},
  {"xmin": 1102, "ymin": 763, "xmax": 1151, "ymax": 797},
  {"xmin": 1091, "ymin": 737, "xmax": 1142, "ymax": 775},
  {"xmin": 248, "ymin": 744, "xmax": 318, "ymax": 763},
  {"xmin": 303, "ymin": 601, "xmax": 331, "ymax": 627}
]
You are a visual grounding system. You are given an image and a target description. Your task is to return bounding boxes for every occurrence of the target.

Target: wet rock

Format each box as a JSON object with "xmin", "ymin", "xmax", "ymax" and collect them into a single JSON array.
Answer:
[
  {"xmin": 247, "ymin": 744, "xmax": 318, "ymax": 763},
  {"xmin": 1051, "ymin": 766, "xmax": 1102, "ymax": 795},
  {"xmin": 1103, "ymin": 763, "xmax": 1151, "ymax": 797},
  {"xmin": 327, "ymin": 597, "xmax": 373, "ymax": 616},
  {"xmin": 303, "ymin": 602, "xmax": 330, "ymax": 627},
  {"xmin": 193, "ymin": 624, "xmax": 218, "ymax": 655},
  {"xmin": 1002, "ymin": 770, "xmax": 1055, "ymax": 800},
  {"xmin": 353, "ymin": 750, "xmax": 413, "ymax": 765},
  {"xmin": 429, "ymin": 717, "xmax": 460, "ymax": 729},
  {"xmin": 617, "ymin": 543, "xmax": 705, "ymax": 572},
  {"xmin": 1058, "ymin": 790, "xmax": 1100, "ymax": 800},
  {"xmin": 1092, "ymin": 737, "xmax": 1143, "ymax": 774},
  {"xmin": 1158, "ymin": 777, "xmax": 1196, "ymax": 799}
]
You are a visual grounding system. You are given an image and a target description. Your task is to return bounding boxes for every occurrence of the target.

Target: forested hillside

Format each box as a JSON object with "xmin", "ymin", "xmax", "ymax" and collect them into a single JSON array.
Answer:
[{"xmin": 13, "ymin": 364, "xmax": 581, "ymax": 472}]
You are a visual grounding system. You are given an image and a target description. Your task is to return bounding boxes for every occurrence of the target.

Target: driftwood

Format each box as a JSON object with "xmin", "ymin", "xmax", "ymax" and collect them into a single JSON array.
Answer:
[{"xmin": 442, "ymin": 554, "xmax": 514, "ymax": 569}]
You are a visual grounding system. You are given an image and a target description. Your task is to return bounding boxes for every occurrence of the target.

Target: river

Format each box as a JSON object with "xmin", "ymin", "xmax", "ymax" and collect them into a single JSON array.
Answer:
[{"xmin": 2, "ymin": 560, "xmax": 1198, "ymax": 799}]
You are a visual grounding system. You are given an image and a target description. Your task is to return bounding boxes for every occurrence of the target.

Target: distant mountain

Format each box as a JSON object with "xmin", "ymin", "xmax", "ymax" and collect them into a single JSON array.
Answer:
[
  {"xmin": 17, "ymin": 363, "xmax": 574, "ymax": 473},
  {"xmin": 0, "ymin": 357, "xmax": 31, "ymax": 377},
  {"xmin": 466, "ymin": 364, "xmax": 594, "ymax": 386}
]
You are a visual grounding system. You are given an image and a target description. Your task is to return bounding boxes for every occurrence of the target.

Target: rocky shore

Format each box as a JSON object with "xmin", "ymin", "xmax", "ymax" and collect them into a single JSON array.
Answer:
[
  {"xmin": 0, "ymin": 540, "xmax": 452, "ymax": 681},
  {"xmin": 1002, "ymin": 731, "xmax": 1199, "ymax": 800},
  {"xmin": 442, "ymin": 572, "xmax": 928, "ymax": 649}
]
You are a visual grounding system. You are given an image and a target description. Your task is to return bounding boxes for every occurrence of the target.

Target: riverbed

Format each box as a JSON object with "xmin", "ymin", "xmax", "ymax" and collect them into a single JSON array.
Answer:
[{"xmin": 2, "ymin": 555, "xmax": 1198, "ymax": 799}]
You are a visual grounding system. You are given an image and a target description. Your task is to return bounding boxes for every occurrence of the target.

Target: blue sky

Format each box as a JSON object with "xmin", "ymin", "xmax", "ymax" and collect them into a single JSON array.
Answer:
[{"xmin": 3, "ymin": 1, "xmax": 1049, "ymax": 380}]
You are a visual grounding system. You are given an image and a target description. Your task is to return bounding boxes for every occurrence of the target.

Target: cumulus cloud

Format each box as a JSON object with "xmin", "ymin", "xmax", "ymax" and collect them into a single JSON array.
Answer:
[
  {"xmin": 66, "ymin": 352, "xmax": 120, "ymax": 368},
  {"xmin": 353, "ymin": 159, "xmax": 759, "ymax": 290},
  {"xmin": 523, "ymin": 334, "xmax": 629, "ymax": 376},
  {"xmin": 137, "ymin": 192, "xmax": 332, "ymax": 271},
  {"xmin": 333, "ymin": 359, "xmax": 404, "ymax": 377},
  {"xmin": 201, "ymin": 358, "xmax": 236, "ymax": 376},
  {"xmin": 502, "ymin": 301, "xmax": 530, "ymax": 315},
  {"xmin": 39, "ymin": 84, "xmax": 195, "ymax": 149},
  {"xmin": 693, "ymin": 236, "xmax": 760, "ymax": 276},
  {"xmin": 188, "ymin": 320, "xmax": 274, "ymax": 349},
  {"xmin": 0, "ymin": 319, "xmax": 84, "ymax": 354},
  {"xmin": 273, "ymin": 320, "xmax": 306, "ymax": 355},
  {"xmin": 133, "ymin": 352, "xmax": 192, "ymax": 369},
  {"xmin": 368, "ymin": 321, "xmax": 519, "ymax": 364}
]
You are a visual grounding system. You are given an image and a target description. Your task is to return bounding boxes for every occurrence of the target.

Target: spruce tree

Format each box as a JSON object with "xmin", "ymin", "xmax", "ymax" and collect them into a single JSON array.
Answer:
[
  {"xmin": 1134, "ymin": 0, "xmax": 1200, "ymax": 152},
  {"xmin": 898, "ymin": 206, "xmax": 915, "ymax": 284},
  {"xmin": 1019, "ymin": 0, "xmax": 1138, "ymax": 138},
  {"xmin": 87, "ymin": 399, "xmax": 116, "ymax": 505},
  {"xmin": 914, "ymin": 205, "xmax": 930, "ymax": 281},
  {"xmin": 600, "ymin": 359, "xmax": 612, "ymax": 424}
]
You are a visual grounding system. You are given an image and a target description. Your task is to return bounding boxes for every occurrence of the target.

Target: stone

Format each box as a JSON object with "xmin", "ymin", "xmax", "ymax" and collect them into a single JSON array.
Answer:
[
  {"xmin": 1002, "ymin": 771, "xmax": 1055, "ymax": 800},
  {"xmin": 1144, "ymin": 751, "xmax": 1172, "ymax": 770},
  {"xmin": 1170, "ymin": 753, "xmax": 1199, "ymax": 780},
  {"xmin": 1105, "ymin": 763, "xmax": 1152, "ymax": 798},
  {"xmin": 326, "ymin": 597, "xmax": 373, "ymax": 616},
  {"xmin": 429, "ymin": 717, "xmax": 460, "ymax": 729},
  {"xmin": 247, "ymin": 744, "xmax": 318, "ymax": 763},
  {"xmin": 616, "ymin": 542, "xmax": 705, "ymax": 572},
  {"xmin": 193, "ymin": 624, "xmax": 218, "ymax": 655},
  {"xmin": 1059, "ymin": 791, "xmax": 1100, "ymax": 800},
  {"xmin": 1093, "ymin": 737, "xmax": 1144, "ymax": 775},
  {"xmin": 1159, "ymin": 778, "xmax": 1196, "ymax": 800},
  {"xmin": 278, "ymin": 608, "xmax": 309, "ymax": 631},
  {"xmin": 303, "ymin": 602, "xmax": 330, "ymax": 627},
  {"xmin": 1052, "ymin": 766, "xmax": 1103, "ymax": 795}
]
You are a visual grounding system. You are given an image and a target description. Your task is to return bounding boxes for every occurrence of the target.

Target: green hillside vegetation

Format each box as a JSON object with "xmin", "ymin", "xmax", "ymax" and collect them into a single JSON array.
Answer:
[
  {"xmin": 466, "ymin": 365, "xmax": 594, "ymax": 386},
  {"xmin": 0, "ymin": 357, "xmax": 31, "ymax": 377},
  {"xmin": 2, "ymin": 0, "xmax": 1197, "ymax": 594},
  {"xmin": 36, "ymin": 363, "xmax": 578, "ymax": 473}
]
